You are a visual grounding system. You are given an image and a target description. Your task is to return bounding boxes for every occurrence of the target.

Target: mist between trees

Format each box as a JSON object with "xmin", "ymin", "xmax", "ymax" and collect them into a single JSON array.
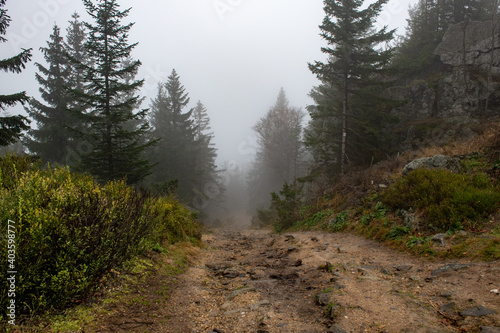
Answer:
[{"xmin": 1, "ymin": 0, "xmax": 499, "ymax": 223}]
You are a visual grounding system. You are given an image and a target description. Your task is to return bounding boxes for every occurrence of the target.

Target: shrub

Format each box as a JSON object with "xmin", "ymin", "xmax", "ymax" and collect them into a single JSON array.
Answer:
[
  {"xmin": 0, "ymin": 165, "xmax": 151, "ymax": 315},
  {"xmin": 146, "ymin": 196, "xmax": 201, "ymax": 244},
  {"xmin": 383, "ymin": 169, "xmax": 500, "ymax": 233},
  {"xmin": 0, "ymin": 155, "xmax": 201, "ymax": 317}
]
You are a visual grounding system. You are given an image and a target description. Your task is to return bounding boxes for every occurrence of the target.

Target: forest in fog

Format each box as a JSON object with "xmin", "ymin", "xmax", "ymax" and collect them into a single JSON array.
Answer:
[{"xmin": 1, "ymin": 0, "xmax": 498, "ymax": 221}]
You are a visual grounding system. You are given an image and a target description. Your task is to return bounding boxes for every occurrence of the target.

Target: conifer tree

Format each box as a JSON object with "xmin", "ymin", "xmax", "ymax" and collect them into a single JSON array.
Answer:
[
  {"xmin": 308, "ymin": 0, "xmax": 395, "ymax": 174},
  {"xmin": 25, "ymin": 24, "xmax": 72, "ymax": 164},
  {"xmin": 191, "ymin": 100, "xmax": 223, "ymax": 210},
  {"xmin": 65, "ymin": 12, "xmax": 87, "ymax": 95},
  {"xmin": 63, "ymin": 12, "xmax": 89, "ymax": 166},
  {"xmin": 74, "ymin": 0, "xmax": 154, "ymax": 184},
  {"xmin": 192, "ymin": 100, "xmax": 218, "ymax": 186},
  {"xmin": 304, "ymin": 82, "xmax": 342, "ymax": 180},
  {"xmin": 149, "ymin": 69, "xmax": 197, "ymax": 200},
  {"xmin": 0, "ymin": 0, "xmax": 31, "ymax": 146}
]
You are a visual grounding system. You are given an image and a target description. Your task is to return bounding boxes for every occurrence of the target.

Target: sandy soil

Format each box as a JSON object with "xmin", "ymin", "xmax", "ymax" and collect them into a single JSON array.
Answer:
[{"xmin": 85, "ymin": 225, "xmax": 500, "ymax": 333}]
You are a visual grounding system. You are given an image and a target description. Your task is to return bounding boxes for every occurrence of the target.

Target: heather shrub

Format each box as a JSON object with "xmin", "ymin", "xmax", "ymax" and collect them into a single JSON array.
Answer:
[{"xmin": 383, "ymin": 169, "xmax": 500, "ymax": 232}]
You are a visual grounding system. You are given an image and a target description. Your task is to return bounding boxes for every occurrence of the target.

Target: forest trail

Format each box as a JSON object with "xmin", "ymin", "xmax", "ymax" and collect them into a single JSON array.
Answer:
[{"xmin": 88, "ymin": 226, "xmax": 500, "ymax": 333}]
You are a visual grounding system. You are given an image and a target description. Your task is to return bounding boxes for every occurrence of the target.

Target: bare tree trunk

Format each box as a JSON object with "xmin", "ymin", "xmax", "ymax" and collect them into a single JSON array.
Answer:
[
  {"xmin": 485, "ymin": 0, "xmax": 498, "ymax": 112},
  {"xmin": 341, "ymin": 74, "xmax": 348, "ymax": 175}
]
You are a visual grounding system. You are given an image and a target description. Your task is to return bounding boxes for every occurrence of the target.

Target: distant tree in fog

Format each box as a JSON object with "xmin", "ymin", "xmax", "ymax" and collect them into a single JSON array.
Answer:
[
  {"xmin": 191, "ymin": 100, "xmax": 223, "ymax": 210},
  {"xmin": 248, "ymin": 88, "xmax": 306, "ymax": 210}
]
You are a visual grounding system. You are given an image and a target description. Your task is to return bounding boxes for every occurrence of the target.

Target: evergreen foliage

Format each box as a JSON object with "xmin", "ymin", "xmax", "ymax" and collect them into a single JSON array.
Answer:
[
  {"xmin": 25, "ymin": 24, "xmax": 75, "ymax": 164},
  {"xmin": 73, "ymin": 0, "xmax": 154, "ymax": 185},
  {"xmin": 149, "ymin": 69, "xmax": 197, "ymax": 201},
  {"xmin": 307, "ymin": 0, "xmax": 396, "ymax": 176},
  {"xmin": 0, "ymin": 0, "xmax": 31, "ymax": 146}
]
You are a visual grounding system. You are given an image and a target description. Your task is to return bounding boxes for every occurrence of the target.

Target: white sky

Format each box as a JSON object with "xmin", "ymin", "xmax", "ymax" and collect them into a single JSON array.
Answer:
[{"xmin": 1, "ymin": 0, "xmax": 417, "ymax": 166}]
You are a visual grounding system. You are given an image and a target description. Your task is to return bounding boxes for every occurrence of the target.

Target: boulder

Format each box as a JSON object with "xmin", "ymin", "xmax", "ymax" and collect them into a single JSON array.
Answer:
[
  {"xmin": 402, "ymin": 154, "xmax": 461, "ymax": 176},
  {"xmin": 431, "ymin": 233, "xmax": 447, "ymax": 247},
  {"xmin": 460, "ymin": 305, "xmax": 498, "ymax": 317}
]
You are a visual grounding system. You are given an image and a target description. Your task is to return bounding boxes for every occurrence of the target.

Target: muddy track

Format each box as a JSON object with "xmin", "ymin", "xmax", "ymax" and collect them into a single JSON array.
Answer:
[
  {"xmin": 88, "ymin": 228, "xmax": 500, "ymax": 332},
  {"xmin": 158, "ymin": 228, "xmax": 500, "ymax": 333}
]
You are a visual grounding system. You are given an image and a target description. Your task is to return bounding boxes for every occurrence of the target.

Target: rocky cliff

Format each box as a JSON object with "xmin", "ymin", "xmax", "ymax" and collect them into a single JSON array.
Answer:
[{"xmin": 388, "ymin": 20, "xmax": 500, "ymax": 151}]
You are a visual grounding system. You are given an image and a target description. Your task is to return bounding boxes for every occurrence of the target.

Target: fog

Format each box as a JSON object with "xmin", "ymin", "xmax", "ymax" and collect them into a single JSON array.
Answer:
[
  {"xmin": 1, "ymin": 0, "xmax": 416, "ymax": 163},
  {"xmin": 1, "ymin": 0, "xmax": 418, "ymax": 221}
]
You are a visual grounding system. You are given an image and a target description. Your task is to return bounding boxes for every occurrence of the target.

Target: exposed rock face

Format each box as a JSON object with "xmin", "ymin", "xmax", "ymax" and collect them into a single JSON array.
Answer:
[
  {"xmin": 433, "ymin": 20, "xmax": 500, "ymax": 117},
  {"xmin": 435, "ymin": 21, "xmax": 500, "ymax": 72},
  {"xmin": 402, "ymin": 154, "xmax": 461, "ymax": 175},
  {"xmin": 389, "ymin": 20, "xmax": 499, "ymax": 152}
]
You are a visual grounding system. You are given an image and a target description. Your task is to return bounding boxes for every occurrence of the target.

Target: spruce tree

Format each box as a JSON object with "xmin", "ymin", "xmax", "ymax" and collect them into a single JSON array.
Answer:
[
  {"xmin": 192, "ymin": 100, "xmax": 218, "ymax": 187},
  {"xmin": 149, "ymin": 69, "xmax": 197, "ymax": 200},
  {"xmin": 25, "ymin": 24, "xmax": 72, "ymax": 164},
  {"xmin": 75, "ymin": 0, "xmax": 154, "ymax": 184},
  {"xmin": 63, "ymin": 12, "xmax": 89, "ymax": 166},
  {"xmin": 191, "ymin": 100, "xmax": 222, "ymax": 210},
  {"xmin": 308, "ymin": 0, "xmax": 395, "ymax": 174},
  {"xmin": 0, "ymin": 0, "xmax": 31, "ymax": 146},
  {"xmin": 304, "ymin": 82, "xmax": 343, "ymax": 180}
]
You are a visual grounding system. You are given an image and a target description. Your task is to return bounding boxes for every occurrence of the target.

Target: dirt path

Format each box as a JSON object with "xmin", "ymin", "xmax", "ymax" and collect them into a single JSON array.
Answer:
[{"xmin": 88, "ymin": 227, "xmax": 500, "ymax": 332}]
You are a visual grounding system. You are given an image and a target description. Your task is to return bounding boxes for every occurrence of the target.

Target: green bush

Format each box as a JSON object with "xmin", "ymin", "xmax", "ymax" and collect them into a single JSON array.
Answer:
[
  {"xmin": 0, "ymin": 154, "xmax": 201, "ymax": 317},
  {"xmin": 383, "ymin": 169, "xmax": 500, "ymax": 232},
  {"xmin": 146, "ymin": 196, "xmax": 201, "ymax": 244}
]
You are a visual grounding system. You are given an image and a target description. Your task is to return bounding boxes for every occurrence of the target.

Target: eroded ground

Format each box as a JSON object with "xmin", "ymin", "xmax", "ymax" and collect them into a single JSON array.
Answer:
[{"xmin": 86, "ymin": 227, "xmax": 500, "ymax": 333}]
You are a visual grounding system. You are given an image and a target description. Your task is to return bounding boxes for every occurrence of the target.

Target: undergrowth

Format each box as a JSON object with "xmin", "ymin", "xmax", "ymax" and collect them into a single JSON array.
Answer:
[
  {"xmin": 0, "ymin": 154, "xmax": 202, "ymax": 321},
  {"xmin": 274, "ymin": 149, "xmax": 500, "ymax": 261}
]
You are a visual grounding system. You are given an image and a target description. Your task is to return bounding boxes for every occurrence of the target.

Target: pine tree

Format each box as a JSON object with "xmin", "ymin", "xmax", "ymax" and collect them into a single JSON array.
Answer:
[
  {"xmin": 74, "ymin": 0, "xmax": 154, "ymax": 184},
  {"xmin": 25, "ymin": 24, "xmax": 73, "ymax": 164},
  {"xmin": 0, "ymin": 0, "xmax": 31, "ymax": 146},
  {"xmin": 308, "ymin": 0, "xmax": 395, "ymax": 174},
  {"xmin": 149, "ymin": 69, "xmax": 197, "ymax": 200}
]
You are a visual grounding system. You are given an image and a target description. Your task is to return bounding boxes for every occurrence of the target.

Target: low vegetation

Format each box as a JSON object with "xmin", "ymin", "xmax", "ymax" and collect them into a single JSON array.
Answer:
[
  {"xmin": 0, "ymin": 154, "xmax": 201, "ymax": 322},
  {"xmin": 268, "ymin": 123, "xmax": 500, "ymax": 261}
]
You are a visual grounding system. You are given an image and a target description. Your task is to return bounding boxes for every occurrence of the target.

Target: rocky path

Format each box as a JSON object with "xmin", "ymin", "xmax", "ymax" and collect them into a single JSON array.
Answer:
[{"xmin": 159, "ymin": 228, "xmax": 499, "ymax": 333}]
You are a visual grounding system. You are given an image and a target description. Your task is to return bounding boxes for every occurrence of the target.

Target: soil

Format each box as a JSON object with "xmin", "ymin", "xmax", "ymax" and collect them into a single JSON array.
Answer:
[{"xmin": 83, "ymin": 222, "xmax": 500, "ymax": 333}]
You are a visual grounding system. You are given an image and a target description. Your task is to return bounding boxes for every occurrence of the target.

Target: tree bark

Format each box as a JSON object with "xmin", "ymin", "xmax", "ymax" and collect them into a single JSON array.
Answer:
[
  {"xmin": 341, "ymin": 73, "xmax": 348, "ymax": 175},
  {"xmin": 485, "ymin": 0, "xmax": 498, "ymax": 112}
]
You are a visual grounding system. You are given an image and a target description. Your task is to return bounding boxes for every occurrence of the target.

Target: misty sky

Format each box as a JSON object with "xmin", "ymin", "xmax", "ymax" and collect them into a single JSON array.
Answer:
[{"xmin": 1, "ymin": 0, "xmax": 417, "ymax": 167}]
